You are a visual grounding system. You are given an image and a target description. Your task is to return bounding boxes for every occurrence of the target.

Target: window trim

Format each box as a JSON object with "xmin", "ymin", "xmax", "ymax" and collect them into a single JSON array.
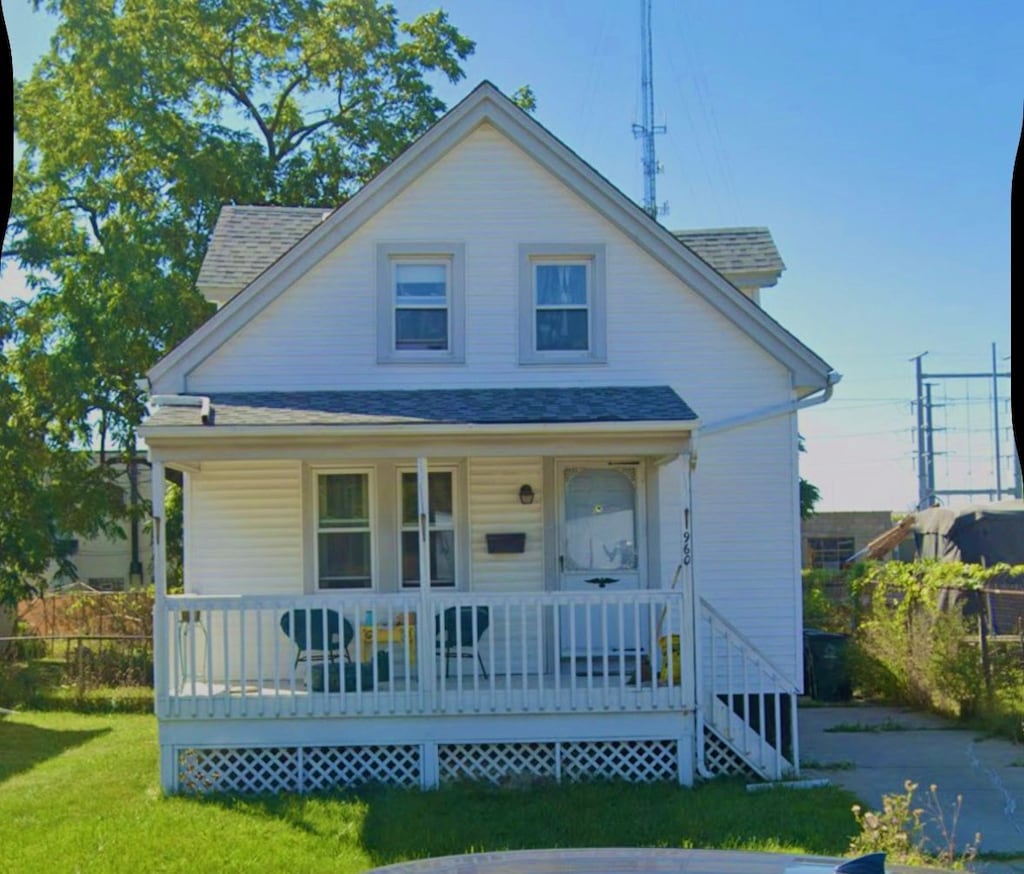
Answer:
[
  {"xmin": 313, "ymin": 467, "xmax": 377, "ymax": 591},
  {"xmin": 518, "ymin": 243, "xmax": 606, "ymax": 364},
  {"xmin": 397, "ymin": 466, "xmax": 459, "ymax": 590},
  {"xmin": 377, "ymin": 243, "xmax": 465, "ymax": 364}
]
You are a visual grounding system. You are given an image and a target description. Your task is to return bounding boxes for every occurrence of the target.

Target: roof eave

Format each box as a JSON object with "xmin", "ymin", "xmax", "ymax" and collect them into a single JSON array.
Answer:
[{"xmin": 140, "ymin": 417, "xmax": 701, "ymax": 443}]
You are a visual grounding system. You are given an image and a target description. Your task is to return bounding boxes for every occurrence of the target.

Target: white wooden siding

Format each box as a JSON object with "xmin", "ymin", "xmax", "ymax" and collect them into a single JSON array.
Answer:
[
  {"xmin": 692, "ymin": 413, "xmax": 802, "ymax": 681},
  {"xmin": 185, "ymin": 461, "xmax": 304, "ymax": 682},
  {"xmin": 468, "ymin": 457, "xmax": 545, "ymax": 673},
  {"xmin": 186, "ymin": 461, "xmax": 304, "ymax": 595}
]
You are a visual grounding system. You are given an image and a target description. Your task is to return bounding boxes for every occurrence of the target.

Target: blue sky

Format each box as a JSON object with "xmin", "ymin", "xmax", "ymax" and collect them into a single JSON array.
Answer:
[{"xmin": 4, "ymin": 1, "xmax": 1020, "ymax": 511}]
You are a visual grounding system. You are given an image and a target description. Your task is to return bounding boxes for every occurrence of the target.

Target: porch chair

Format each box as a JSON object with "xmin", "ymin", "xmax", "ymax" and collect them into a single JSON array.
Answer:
[
  {"xmin": 436, "ymin": 605, "xmax": 490, "ymax": 679},
  {"xmin": 280, "ymin": 608, "xmax": 354, "ymax": 669}
]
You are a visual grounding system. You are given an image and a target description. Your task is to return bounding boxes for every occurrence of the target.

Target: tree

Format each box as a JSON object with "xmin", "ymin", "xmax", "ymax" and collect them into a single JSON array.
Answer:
[
  {"xmin": 798, "ymin": 436, "xmax": 821, "ymax": 519},
  {"xmin": 2, "ymin": 0, "xmax": 478, "ymax": 602}
]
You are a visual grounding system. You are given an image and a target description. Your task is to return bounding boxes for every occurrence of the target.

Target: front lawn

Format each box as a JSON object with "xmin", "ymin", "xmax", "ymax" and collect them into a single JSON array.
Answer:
[{"xmin": 0, "ymin": 711, "xmax": 860, "ymax": 872}]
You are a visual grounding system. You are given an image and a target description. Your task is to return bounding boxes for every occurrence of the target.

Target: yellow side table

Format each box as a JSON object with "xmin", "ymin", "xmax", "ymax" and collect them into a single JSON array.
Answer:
[{"xmin": 358, "ymin": 624, "xmax": 416, "ymax": 664}]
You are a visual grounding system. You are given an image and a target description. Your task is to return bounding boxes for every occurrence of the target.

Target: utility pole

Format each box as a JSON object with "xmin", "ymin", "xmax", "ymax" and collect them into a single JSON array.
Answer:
[
  {"xmin": 631, "ymin": 0, "xmax": 666, "ymax": 219},
  {"xmin": 913, "ymin": 343, "xmax": 1018, "ymax": 506},
  {"xmin": 912, "ymin": 352, "xmax": 929, "ymax": 509}
]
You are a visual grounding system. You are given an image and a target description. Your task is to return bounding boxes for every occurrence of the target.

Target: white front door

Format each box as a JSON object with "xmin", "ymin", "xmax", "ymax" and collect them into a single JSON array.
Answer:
[{"xmin": 557, "ymin": 463, "xmax": 646, "ymax": 661}]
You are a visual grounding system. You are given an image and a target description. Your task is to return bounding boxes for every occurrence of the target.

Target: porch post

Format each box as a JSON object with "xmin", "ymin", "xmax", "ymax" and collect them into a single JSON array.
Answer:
[
  {"xmin": 150, "ymin": 458, "xmax": 174, "ymax": 791},
  {"xmin": 416, "ymin": 457, "xmax": 434, "ymax": 697}
]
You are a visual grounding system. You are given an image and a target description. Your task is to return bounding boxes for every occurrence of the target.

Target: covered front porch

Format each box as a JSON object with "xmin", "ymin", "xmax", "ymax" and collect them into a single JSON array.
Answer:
[{"xmin": 144, "ymin": 388, "xmax": 795, "ymax": 791}]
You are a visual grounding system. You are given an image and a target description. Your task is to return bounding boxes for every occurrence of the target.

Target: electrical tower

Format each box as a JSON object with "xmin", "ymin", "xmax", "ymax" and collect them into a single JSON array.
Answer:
[
  {"xmin": 631, "ymin": 0, "xmax": 666, "ymax": 219},
  {"xmin": 912, "ymin": 343, "xmax": 1021, "ymax": 508}
]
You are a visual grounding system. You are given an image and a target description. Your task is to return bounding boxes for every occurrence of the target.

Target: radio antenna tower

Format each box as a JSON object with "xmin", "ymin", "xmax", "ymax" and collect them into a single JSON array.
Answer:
[{"xmin": 632, "ymin": 0, "xmax": 667, "ymax": 219}]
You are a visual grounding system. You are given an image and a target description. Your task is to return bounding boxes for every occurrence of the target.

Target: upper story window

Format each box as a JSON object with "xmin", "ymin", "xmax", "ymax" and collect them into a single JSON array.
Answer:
[
  {"xmin": 377, "ymin": 243, "xmax": 465, "ymax": 363},
  {"xmin": 316, "ymin": 471, "xmax": 374, "ymax": 589},
  {"xmin": 394, "ymin": 261, "xmax": 449, "ymax": 350},
  {"xmin": 519, "ymin": 244, "xmax": 606, "ymax": 364}
]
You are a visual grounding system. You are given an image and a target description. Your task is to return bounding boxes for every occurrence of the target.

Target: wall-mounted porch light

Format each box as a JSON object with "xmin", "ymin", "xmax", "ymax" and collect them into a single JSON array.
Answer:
[{"xmin": 519, "ymin": 484, "xmax": 535, "ymax": 505}]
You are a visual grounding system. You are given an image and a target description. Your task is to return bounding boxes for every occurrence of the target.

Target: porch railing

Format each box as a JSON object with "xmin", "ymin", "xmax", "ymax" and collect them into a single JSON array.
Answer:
[
  {"xmin": 157, "ymin": 589, "xmax": 692, "ymax": 720},
  {"xmin": 696, "ymin": 597, "xmax": 798, "ymax": 780}
]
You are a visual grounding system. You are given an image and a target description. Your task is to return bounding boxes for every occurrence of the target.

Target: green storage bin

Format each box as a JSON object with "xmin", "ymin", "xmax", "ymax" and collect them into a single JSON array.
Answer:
[{"xmin": 803, "ymin": 628, "xmax": 852, "ymax": 702}]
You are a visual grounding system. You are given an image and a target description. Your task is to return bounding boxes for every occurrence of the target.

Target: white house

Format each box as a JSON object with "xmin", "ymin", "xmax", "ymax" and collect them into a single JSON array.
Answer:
[{"xmin": 141, "ymin": 82, "xmax": 838, "ymax": 794}]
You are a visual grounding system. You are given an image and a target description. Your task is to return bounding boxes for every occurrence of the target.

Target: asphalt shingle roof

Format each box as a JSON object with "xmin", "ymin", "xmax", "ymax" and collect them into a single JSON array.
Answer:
[
  {"xmin": 673, "ymin": 227, "xmax": 785, "ymax": 275},
  {"xmin": 196, "ymin": 205, "xmax": 330, "ymax": 292},
  {"xmin": 144, "ymin": 387, "xmax": 698, "ymax": 429},
  {"xmin": 196, "ymin": 206, "xmax": 784, "ymax": 296}
]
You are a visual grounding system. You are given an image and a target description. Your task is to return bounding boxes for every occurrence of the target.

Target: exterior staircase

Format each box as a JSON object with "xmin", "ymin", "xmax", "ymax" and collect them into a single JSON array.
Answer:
[{"xmin": 696, "ymin": 597, "xmax": 799, "ymax": 780}]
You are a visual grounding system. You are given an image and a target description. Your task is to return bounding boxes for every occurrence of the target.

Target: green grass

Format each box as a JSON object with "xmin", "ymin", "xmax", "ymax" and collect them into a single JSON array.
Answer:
[
  {"xmin": 799, "ymin": 758, "xmax": 856, "ymax": 771},
  {"xmin": 0, "ymin": 710, "xmax": 863, "ymax": 873},
  {"xmin": 824, "ymin": 717, "xmax": 909, "ymax": 733}
]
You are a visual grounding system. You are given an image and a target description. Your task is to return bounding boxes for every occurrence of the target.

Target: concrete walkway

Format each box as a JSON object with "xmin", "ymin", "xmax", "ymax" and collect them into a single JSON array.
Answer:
[{"xmin": 800, "ymin": 704, "xmax": 1024, "ymax": 872}]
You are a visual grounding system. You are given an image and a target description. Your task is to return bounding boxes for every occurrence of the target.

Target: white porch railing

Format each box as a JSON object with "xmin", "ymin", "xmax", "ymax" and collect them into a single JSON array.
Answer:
[
  {"xmin": 697, "ymin": 597, "xmax": 799, "ymax": 780},
  {"xmin": 157, "ymin": 590, "xmax": 692, "ymax": 720}
]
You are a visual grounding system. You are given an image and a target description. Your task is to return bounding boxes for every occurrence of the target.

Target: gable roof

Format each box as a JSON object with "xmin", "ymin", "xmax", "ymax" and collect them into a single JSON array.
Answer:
[
  {"xmin": 143, "ymin": 386, "xmax": 698, "ymax": 430},
  {"xmin": 149, "ymin": 81, "xmax": 834, "ymax": 395},
  {"xmin": 197, "ymin": 209, "xmax": 787, "ymax": 301},
  {"xmin": 196, "ymin": 206, "xmax": 330, "ymax": 301},
  {"xmin": 673, "ymin": 227, "xmax": 785, "ymax": 280}
]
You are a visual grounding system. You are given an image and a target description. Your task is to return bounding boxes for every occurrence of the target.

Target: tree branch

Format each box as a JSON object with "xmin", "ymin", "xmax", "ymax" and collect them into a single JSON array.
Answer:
[{"xmin": 268, "ymin": 73, "xmax": 307, "ymax": 136}]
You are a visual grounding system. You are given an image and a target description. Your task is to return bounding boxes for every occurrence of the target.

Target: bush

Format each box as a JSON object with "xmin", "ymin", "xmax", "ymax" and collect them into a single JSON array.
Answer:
[
  {"xmin": 802, "ymin": 569, "xmax": 855, "ymax": 632},
  {"xmin": 849, "ymin": 561, "xmax": 1024, "ymax": 732}
]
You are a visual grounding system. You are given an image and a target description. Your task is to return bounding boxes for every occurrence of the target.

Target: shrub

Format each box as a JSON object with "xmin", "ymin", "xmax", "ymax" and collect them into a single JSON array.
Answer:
[
  {"xmin": 850, "ymin": 780, "xmax": 980, "ymax": 870},
  {"xmin": 849, "ymin": 561, "xmax": 1024, "ymax": 732}
]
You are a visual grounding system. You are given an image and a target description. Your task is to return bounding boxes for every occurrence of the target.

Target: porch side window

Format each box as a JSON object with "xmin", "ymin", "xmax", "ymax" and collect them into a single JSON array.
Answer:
[
  {"xmin": 317, "ymin": 472, "xmax": 373, "ymax": 589},
  {"xmin": 376, "ymin": 243, "xmax": 466, "ymax": 363},
  {"xmin": 518, "ymin": 244, "xmax": 606, "ymax": 364},
  {"xmin": 400, "ymin": 471, "xmax": 455, "ymax": 588}
]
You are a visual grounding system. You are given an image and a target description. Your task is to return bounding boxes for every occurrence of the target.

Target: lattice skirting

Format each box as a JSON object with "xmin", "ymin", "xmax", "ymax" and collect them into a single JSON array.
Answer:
[
  {"xmin": 176, "ymin": 739, "xmax": 680, "ymax": 793},
  {"xmin": 438, "ymin": 740, "xmax": 678, "ymax": 785},
  {"xmin": 178, "ymin": 744, "xmax": 420, "ymax": 794},
  {"xmin": 702, "ymin": 727, "xmax": 756, "ymax": 778}
]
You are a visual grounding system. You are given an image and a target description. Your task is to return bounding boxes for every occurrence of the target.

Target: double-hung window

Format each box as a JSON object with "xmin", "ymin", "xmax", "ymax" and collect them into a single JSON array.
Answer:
[
  {"xmin": 394, "ymin": 261, "xmax": 449, "ymax": 350},
  {"xmin": 399, "ymin": 470, "xmax": 456, "ymax": 588},
  {"xmin": 377, "ymin": 244, "xmax": 465, "ymax": 363},
  {"xmin": 535, "ymin": 261, "xmax": 590, "ymax": 351},
  {"xmin": 316, "ymin": 471, "xmax": 373, "ymax": 589},
  {"xmin": 519, "ymin": 244, "xmax": 606, "ymax": 364}
]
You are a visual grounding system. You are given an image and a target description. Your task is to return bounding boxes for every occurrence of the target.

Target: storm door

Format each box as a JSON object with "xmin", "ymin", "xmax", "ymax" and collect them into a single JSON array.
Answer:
[{"xmin": 557, "ymin": 463, "xmax": 646, "ymax": 664}]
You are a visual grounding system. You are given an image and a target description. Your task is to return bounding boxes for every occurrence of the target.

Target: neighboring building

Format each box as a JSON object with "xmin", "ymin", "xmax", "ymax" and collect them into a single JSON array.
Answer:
[
  {"xmin": 802, "ymin": 511, "xmax": 914, "ymax": 569},
  {"xmin": 48, "ymin": 456, "xmax": 153, "ymax": 591},
  {"xmin": 140, "ymin": 82, "xmax": 837, "ymax": 793}
]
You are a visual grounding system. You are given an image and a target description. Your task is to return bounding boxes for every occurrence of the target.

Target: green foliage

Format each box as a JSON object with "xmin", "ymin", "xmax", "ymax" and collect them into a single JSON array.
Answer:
[
  {"xmin": 164, "ymin": 480, "xmax": 184, "ymax": 591},
  {"xmin": 798, "ymin": 435, "xmax": 821, "ymax": 519},
  {"xmin": 850, "ymin": 780, "xmax": 980, "ymax": 870},
  {"xmin": 800, "ymin": 477, "xmax": 821, "ymax": 519},
  {"xmin": 802, "ymin": 568, "xmax": 853, "ymax": 632},
  {"xmin": 3, "ymin": 0, "xmax": 479, "ymax": 601},
  {"xmin": 849, "ymin": 562, "xmax": 1024, "ymax": 735}
]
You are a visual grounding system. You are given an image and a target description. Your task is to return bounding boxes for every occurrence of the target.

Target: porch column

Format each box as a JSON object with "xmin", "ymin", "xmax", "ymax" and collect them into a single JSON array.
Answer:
[
  {"xmin": 415, "ymin": 456, "xmax": 434, "ymax": 697},
  {"xmin": 150, "ymin": 458, "xmax": 174, "ymax": 792}
]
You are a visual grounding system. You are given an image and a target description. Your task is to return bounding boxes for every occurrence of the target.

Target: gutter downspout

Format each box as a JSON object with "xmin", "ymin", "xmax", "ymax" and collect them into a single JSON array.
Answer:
[{"xmin": 691, "ymin": 371, "xmax": 839, "ymax": 779}]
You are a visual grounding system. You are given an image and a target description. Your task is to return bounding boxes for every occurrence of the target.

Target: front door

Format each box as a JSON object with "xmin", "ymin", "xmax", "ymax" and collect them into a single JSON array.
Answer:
[{"xmin": 557, "ymin": 463, "xmax": 645, "ymax": 662}]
